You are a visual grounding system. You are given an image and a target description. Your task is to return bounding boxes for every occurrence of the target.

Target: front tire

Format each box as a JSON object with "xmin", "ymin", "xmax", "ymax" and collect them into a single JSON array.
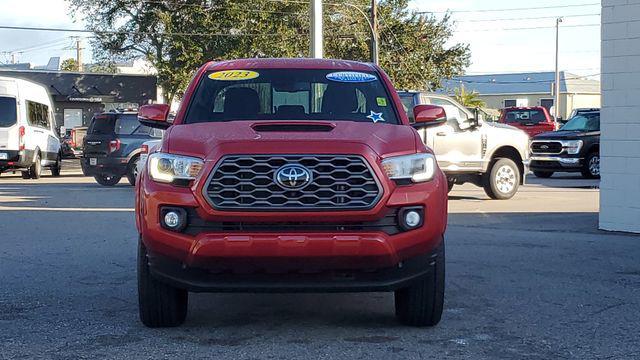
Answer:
[
  {"xmin": 483, "ymin": 158, "xmax": 520, "ymax": 200},
  {"xmin": 581, "ymin": 152, "xmax": 600, "ymax": 179},
  {"xmin": 533, "ymin": 171, "xmax": 553, "ymax": 178},
  {"xmin": 94, "ymin": 174, "xmax": 121, "ymax": 186},
  {"xmin": 138, "ymin": 239, "xmax": 188, "ymax": 328},
  {"xmin": 395, "ymin": 239, "xmax": 445, "ymax": 327},
  {"xmin": 51, "ymin": 154, "xmax": 62, "ymax": 177},
  {"xmin": 447, "ymin": 179, "xmax": 455, "ymax": 193},
  {"xmin": 126, "ymin": 157, "xmax": 140, "ymax": 186}
]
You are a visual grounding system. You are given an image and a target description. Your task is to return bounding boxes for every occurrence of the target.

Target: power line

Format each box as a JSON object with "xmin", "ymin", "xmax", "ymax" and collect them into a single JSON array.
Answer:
[
  {"xmin": 0, "ymin": 25, "xmax": 308, "ymax": 37},
  {"xmin": 428, "ymin": 2, "xmax": 601, "ymax": 14},
  {"xmin": 455, "ymin": 13, "xmax": 600, "ymax": 23},
  {"xmin": 456, "ymin": 23, "xmax": 600, "ymax": 32},
  {"xmin": 5, "ymin": 37, "xmax": 69, "ymax": 53},
  {"xmin": 448, "ymin": 73, "xmax": 600, "ymax": 85}
]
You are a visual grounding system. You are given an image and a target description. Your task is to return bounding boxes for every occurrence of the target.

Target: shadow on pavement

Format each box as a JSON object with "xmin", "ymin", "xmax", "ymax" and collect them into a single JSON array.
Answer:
[{"xmin": 449, "ymin": 211, "xmax": 601, "ymax": 234}]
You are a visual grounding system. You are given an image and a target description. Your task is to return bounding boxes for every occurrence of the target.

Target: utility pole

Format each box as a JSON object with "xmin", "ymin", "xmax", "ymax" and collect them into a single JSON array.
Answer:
[
  {"xmin": 371, "ymin": 0, "xmax": 379, "ymax": 65},
  {"xmin": 10, "ymin": 52, "xmax": 16, "ymax": 64},
  {"xmin": 75, "ymin": 37, "xmax": 84, "ymax": 72},
  {"xmin": 310, "ymin": 0, "xmax": 323, "ymax": 59},
  {"xmin": 554, "ymin": 17, "xmax": 563, "ymax": 124}
]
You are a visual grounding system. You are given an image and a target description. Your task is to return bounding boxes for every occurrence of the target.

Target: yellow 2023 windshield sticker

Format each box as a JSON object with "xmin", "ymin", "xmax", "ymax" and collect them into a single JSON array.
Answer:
[{"xmin": 208, "ymin": 70, "xmax": 259, "ymax": 81}]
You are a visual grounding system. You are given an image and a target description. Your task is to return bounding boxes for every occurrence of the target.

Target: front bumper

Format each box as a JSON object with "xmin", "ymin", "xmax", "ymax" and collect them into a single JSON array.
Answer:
[
  {"xmin": 137, "ymin": 158, "xmax": 448, "ymax": 292},
  {"xmin": 530, "ymin": 156, "xmax": 583, "ymax": 172},
  {"xmin": 146, "ymin": 238, "xmax": 441, "ymax": 293},
  {"xmin": 81, "ymin": 156, "xmax": 128, "ymax": 176}
]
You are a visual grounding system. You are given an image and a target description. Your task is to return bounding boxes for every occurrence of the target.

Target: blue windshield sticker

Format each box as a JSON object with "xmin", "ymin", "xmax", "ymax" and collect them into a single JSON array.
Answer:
[
  {"xmin": 367, "ymin": 111, "xmax": 385, "ymax": 123},
  {"xmin": 326, "ymin": 71, "xmax": 377, "ymax": 83}
]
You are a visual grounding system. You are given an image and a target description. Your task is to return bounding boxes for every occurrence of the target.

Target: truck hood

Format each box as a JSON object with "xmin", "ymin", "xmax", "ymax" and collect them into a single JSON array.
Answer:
[
  {"xmin": 483, "ymin": 121, "xmax": 530, "ymax": 142},
  {"xmin": 165, "ymin": 120, "xmax": 419, "ymax": 159},
  {"xmin": 533, "ymin": 130, "xmax": 600, "ymax": 140}
]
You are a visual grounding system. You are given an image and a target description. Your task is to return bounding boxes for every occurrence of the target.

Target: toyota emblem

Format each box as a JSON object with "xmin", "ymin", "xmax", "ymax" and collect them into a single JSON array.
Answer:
[{"xmin": 274, "ymin": 164, "xmax": 313, "ymax": 190}]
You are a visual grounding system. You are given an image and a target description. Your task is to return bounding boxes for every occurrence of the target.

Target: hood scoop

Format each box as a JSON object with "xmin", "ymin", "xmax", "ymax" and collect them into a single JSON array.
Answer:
[{"xmin": 252, "ymin": 122, "xmax": 335, "ymax": 133}]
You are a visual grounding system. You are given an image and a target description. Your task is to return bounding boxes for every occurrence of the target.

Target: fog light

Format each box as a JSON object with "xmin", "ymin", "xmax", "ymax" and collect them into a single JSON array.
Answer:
[
  {"xmin": 164, "ymin": 211, "xmax": 181, "ymax": 228},
  {"xmin": 405, "ymin": 211, "xmax": 421, "ymax": 228},
  {"xmin": 398, "ymin": 207, "xmax": 424, "ymax": 231}
]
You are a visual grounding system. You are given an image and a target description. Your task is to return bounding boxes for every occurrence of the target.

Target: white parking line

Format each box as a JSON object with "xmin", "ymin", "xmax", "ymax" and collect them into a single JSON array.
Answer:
[{"xmin": 0, "ymin": 206, "xmax": 134, "ymax": 212}]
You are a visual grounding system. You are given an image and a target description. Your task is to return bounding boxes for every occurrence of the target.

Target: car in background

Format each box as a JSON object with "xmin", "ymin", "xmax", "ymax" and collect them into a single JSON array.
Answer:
[
  {"xmin": 69, "ymin": 126, "xmax": 88, "ymax": 157},
  {"xmin": 569, "ymin": 108, "xmax": 600, "ymax": 121},
  {"xmin": 136, "ymin": 139, "xmax": 162, "ymax": 176},
  {"xmin": 81, "ymin": 110, "xmax": 163, "ymax": 186},
  {"xmin": 60, "ymin": 134, "xmax": 76, "ymax": 158},
  {"xmin": 530, "ymin": 110, "xmax": 600, "ymax": 179},
  {"xmin": 0, "ymin": 76, "xmax": 62, "ymax": 179},
  {"xmin": 498, "ymin": 106, "xmax": 556, "ymax": 137},
  {"xmin": 398, "ymin": 91, "xmax": 530, "ymax": 199}
]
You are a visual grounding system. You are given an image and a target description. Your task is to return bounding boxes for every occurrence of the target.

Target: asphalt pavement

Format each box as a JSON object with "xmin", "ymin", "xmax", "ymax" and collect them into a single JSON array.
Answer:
[{"xmin": 1, "ymin": 162, "xmax": 638, "ymax": 359}]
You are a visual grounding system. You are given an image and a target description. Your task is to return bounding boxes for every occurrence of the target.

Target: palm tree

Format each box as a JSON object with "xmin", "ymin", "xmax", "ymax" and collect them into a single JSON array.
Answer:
[{"xmin": 454, "ymin": 85, "xmax": 485, "ymax": 108}]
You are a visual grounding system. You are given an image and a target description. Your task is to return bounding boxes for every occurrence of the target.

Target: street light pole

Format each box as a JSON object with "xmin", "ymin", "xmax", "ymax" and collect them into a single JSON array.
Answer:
[
  {"xmin": 310, "ymin": 0, "xmax": 323, "ymax": 59},
  {"xmin": 371, "ymin": 0, "xmax": 379, "ymax": 65},
  {"xmin": 554, "ymin": 17, "xmax": 563, "ymax": 123}
]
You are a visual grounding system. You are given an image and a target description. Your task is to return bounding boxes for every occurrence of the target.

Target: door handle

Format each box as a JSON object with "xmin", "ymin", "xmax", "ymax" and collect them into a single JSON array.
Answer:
[
  {"xmin": 436, "ymin": 132, "xmax": 447, "ymax": 137},
  {"xmin": 34, "ymin": 130, "xmax": 44, "ymax": 133}
]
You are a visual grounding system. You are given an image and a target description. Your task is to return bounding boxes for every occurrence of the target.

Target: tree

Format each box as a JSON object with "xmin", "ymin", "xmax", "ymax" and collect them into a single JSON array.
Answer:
[
  {"xmin": 454, "ymin": 85, "xmax": 485, "ymax": 108},
  {"xmin": 67, "ymin": 0, "xmax": 469, "ymax": 102},
  {"xmin": 60, "ymin": 58, "xmax": 79, "ymax": 71}
]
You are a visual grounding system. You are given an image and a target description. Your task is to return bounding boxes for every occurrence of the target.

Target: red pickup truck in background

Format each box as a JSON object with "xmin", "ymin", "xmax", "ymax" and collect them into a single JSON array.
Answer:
[{"xmin": 498, "ymin": 106, "xmax": 556, "ymax": 137}]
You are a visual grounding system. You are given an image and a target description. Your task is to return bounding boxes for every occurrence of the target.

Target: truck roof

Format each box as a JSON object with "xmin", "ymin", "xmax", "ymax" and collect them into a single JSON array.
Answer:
[{"xmin": 204, "ymin": 58, "xmax": 377, "ymax": 72}]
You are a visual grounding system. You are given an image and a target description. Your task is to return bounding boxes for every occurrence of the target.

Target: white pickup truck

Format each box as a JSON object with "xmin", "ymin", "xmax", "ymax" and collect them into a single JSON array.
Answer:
[{"xmin": 399, "ymin": 91, "xmax": 530, "ymax": 200}]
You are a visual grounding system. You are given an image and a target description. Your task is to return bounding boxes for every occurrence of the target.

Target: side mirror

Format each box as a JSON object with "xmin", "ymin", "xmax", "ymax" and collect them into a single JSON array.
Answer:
[
  {"xmin": 138, "ymin": 104, "xmax": 171, "ymax": 129},
  {"xmin": 412, "ymin": 105, "xmax": 447, "ymax": 129}
]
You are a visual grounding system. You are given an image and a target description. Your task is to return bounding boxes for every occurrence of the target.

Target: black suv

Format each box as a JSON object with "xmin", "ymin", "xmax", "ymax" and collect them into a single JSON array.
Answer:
[
  {"xmin": 81, "ymin": 111, "xmax": 163, "ymax": 186},
  {"xmin": 529, "ymin": 110, "xmax": 600, "ymax": 179}
]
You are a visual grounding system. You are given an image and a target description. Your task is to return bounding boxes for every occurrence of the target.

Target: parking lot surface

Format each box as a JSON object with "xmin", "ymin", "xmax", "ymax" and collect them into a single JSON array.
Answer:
[{"xmin": 1, "ymin": 163, "xmax": 638, "ymax": 359}]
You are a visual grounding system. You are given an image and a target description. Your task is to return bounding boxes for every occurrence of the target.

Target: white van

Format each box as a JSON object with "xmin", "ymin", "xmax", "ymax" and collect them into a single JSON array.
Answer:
[{"xmin": 0, "ymin": 76, "xmax": 61, "ymax": 179}]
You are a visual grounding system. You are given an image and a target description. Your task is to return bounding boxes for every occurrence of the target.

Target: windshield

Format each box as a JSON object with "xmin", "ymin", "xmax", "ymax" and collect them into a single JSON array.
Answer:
[
  {"xmin": 184, "ymin": 69, "xmax": 399, "ymax": 124},
  {"xmin": 503, "ymin": 109, "xmax": 547, "ymax": 124},
  {"xmin": 0, "ymin": 96, "xmax": 17, "ymax": 128},
  {"xmin": 560, "ymin": 113, "xmax": 600, "ymax": 132}
]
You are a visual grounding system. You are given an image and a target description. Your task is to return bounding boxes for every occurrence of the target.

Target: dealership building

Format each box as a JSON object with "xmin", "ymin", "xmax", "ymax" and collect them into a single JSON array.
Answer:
[
  {"xmin": 0, "ymin": 69, "xmax": 157, "ymax": 132},
  {"xmin": 600, "ymin": 0, "xmax": 640, "ymax": 233}
]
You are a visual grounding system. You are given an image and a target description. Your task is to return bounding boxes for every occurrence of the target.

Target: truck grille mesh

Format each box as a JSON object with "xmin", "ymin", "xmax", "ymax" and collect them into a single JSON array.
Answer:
[
  {"xmin": 531, "ymin": 141, "xmax": 563, "ymax": 154},
  {"xmin": 205, "ymin": 155, "xmax": 382, "ymax": 211}
]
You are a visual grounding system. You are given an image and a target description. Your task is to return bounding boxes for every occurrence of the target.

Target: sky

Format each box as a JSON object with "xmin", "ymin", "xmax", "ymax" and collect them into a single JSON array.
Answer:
[{"xmin": 0, "ymin": 0, "xmax": 601, "ymax": 76}]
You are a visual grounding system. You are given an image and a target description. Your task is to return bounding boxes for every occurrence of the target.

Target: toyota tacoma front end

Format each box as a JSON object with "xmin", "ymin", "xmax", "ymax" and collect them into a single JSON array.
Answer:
[{"xmin": 135, "ymin": 59, "xmax": 448, "ymax": 328}]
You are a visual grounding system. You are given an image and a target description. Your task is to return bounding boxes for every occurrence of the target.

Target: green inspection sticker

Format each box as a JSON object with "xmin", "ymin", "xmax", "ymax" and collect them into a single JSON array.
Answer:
[{"xmin": 376, "ymin": 97, "xmax": 388, "ymax": 107}]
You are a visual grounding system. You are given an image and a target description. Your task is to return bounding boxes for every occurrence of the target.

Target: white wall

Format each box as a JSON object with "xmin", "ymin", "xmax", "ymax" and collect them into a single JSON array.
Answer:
[{"xmin": 600, "ymin": 0, "xmax": 640, "ymax": 233}]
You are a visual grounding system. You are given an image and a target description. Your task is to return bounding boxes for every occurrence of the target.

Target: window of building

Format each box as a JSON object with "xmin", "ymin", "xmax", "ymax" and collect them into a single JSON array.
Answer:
[
  {"xmin": 540, "ymin": 99, "xmax": 554, "ymax": 112},
  {"xmin": 504, "ymin": 99, "xmax": 517, "ymax": 108}
]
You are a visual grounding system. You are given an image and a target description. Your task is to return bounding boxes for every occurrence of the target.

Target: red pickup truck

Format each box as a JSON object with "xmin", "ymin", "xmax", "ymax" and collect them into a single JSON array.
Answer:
[
  {"xmin": 499, "ymin": 106, "xmax": 556, "ymax": 137},
  {"xmin": 135, "ymin": 58, "xmax": 449, "ymax": 328}
]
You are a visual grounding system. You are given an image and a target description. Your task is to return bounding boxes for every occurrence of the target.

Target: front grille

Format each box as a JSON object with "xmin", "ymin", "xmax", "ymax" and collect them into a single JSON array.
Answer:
[
  {"xmin": 183, "ymin": 208, "xmax": 401, "ymax": 235},
  {"xmin": 205, "ymin": 155, "xmax": 382, "ymax": 211},
  {"xmin": 531, "ymin": 141, "xmax": 563, "ymax": 154}
]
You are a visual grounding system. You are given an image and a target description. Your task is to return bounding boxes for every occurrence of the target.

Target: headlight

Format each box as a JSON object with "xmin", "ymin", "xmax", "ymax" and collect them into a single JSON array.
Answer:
[
  {"xmin": 562, "ymin": 140, "xmax": 583, "ymax": 155},
  {"xmin": 148, "ymin": 152, "xmax": 204, "ymax": 184},
  {"xmin": 381, "ymin": 153, "xmax": 436, "ymax": 183}
]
